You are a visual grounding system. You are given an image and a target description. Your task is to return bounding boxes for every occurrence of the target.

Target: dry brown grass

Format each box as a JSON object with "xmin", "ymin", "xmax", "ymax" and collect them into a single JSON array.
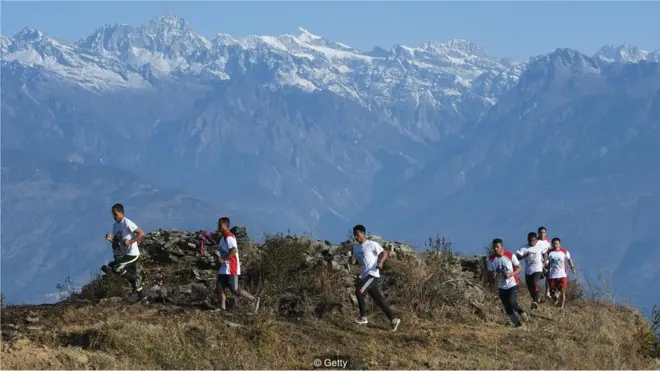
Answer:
[
  {"xmin": 2, "ymin": 233, "xmax": 658, "ymax": 369},
  {"xmin": 1, "ymin": 299, "xmax": 657, "ymax": 370}
]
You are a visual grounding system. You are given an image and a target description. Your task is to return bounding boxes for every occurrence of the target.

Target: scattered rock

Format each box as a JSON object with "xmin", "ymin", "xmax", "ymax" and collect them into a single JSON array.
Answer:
[
  {"xmin": 427, "ymin": 359, "xmax": 440, "ymax": 369},
  {"xmin": 224, "ymin": 320, "xmax": 245, "ymax": 328},
  {"xmin": 104, "ymin": 227, "xmax": 487, "ymax": 310},
  {"xmin": 26, "ymin": 326, "xmax": 42, "ymax": 332},
  {"xmin": 25, "ymin": 316, "xmax": 39, "ymax": 324},
  {"xmin": 11, "ymin": 338, "xmax": 31, "ymax": 351},
  {"xmin": 99, "ymin": 297, "xmax": 122, "ymax": 304}
]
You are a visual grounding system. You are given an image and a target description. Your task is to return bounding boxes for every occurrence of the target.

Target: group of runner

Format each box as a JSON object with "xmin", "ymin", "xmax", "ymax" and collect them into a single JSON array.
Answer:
[
  {"xmin": 102, "ymin": 204, "xmax": 259, "ymax": 310},
  {"xmin": 101, "ymin": 204, "xmax": 574, "ymax": 331},
  {"xmin": 487, "ymin": 226, "xmax": 577, "ymax": 327}
]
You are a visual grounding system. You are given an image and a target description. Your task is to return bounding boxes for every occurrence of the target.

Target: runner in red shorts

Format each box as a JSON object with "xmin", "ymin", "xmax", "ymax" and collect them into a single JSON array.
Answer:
[{"xmin": 545, "ymin": 237, "xmax": 576, "ymax": 309}]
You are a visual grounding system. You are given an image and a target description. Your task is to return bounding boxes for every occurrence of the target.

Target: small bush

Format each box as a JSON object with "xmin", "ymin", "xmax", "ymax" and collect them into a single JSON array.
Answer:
[
  {"xmin": 244, "ymin": 232, "xmax": 345, "ymax": 319},
  {"xmin": 424, "ymin": 234, "xmax": 456, "ymax": 263},
  {"xmin": 76, "ymin": 273, "xmax": 127, "ymax": 300},
  {"xmin": 0, "ymin": 293, "xmax": 9, "ymax": 308},
  {"xmin": 387, "ymin": 235, "xmax": 476, "ymax": 320},
  {"xmin": 566, "ymin": 276, "xmax": 584, "ymax": 300},
  {"xmin": 647, "ymin": 305, "xmax": 660, "ymax": 358},
  {"xmin": 56, "ymin": 276, "xmax": 79, "ymax": 302},
  {"xmin": 255, "ymin": 232, "xmax": 309, "ymax": 281}
]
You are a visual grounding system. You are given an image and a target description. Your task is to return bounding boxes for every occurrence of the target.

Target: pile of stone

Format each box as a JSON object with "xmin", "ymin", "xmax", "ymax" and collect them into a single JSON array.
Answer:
[{"xmin": 100, "ymin": 226, "xmax": 486, "ymax": 311}]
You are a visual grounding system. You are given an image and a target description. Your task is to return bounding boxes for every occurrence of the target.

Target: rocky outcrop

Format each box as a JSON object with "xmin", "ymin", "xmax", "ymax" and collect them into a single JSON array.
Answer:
[{"xmin": 95, "ymin": 227, "xmax": 487, "ymax": 312}]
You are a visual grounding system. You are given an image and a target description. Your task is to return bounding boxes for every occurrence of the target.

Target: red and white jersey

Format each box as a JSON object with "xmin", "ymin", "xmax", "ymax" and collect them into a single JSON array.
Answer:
[
  {"xmin": 218, "ymin": 232, "xmax": 241, "ymax": 275},
  {"xmin": 547, "ymin": 248, "xmax": 571, "ymax": 279},
  {"xmin": 487, "ymin": 250, "xmax": 521, "ymax": 290}
]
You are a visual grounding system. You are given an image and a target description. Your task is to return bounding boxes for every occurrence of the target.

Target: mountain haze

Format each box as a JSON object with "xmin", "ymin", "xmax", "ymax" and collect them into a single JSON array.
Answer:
[{"xmin": 1, "ymin": 14, "xmax": 659, "ymax": 308}]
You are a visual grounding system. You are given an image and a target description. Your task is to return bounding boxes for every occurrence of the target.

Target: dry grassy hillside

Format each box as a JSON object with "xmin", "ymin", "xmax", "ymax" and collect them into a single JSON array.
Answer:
[{"xmin": 1, "ymin": 230, "xmax": 659, "ymax": 370}]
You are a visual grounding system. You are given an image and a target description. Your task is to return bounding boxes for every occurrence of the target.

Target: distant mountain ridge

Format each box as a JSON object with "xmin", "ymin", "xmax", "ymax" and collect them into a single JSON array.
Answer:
[{"xmin": 1, "ymin": 14, "xmax": 659, "ymax": 310}]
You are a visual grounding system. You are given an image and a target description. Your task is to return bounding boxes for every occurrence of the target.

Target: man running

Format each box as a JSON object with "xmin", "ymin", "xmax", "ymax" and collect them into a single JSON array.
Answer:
[
  {"xmin": 487, "ymin": 238, "xmax": 528, "ymax": 327},
  {"xmin": 214, "ymin": 217, "xmax": 259, "ymax": 312},
  {"xmin": 546, "ymin": 237, "xmax": 576, "ymax": 309},
  {"xmin": 515, "ymin": 232, "xmax": 549, "ymax": 309},
  {"xmin": 538, "ymin": 226, "xmax": 550, "ymax": 244},
  {"xmin": 101, "ymin": 203, "xmax": 147, "ymax": 302},
  {"xmin": 350, "ymin": 224, "xmax": 401, "ymax": 331},
  {"xmin": 538, "ymin": 226, "xmax": 552, "ymax": 299}
]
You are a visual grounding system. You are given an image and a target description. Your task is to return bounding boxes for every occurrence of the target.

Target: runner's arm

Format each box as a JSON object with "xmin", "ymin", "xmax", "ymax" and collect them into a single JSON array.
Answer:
[
  {"xmin": 124, "ymin": 219, "xmax": 144, "ymax": 245},
  {"xmin": 124, "ymin": 227, "xmax": 144, "ymax": 246},
  {"xmin": 508, "ymin": 255, "xmax": 522, "ymax": 278},
  {"xmin": 567, "ymin": 258, "xmax": 576, "ymax": 273},
  {"xmin": 377, "ymin": 249, "xmax": 388, "ymax": 265},
  {"xmin": 375, "ymin": 243, "xmax": 388, "ymax": 268},
  {"xmin": 508, "ymin": 264, "xmax": 522, "ymax": 279}
]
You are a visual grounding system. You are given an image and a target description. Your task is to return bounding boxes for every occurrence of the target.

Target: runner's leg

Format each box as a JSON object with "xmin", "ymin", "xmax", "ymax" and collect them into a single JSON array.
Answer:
[
  {"xmin": 215, "ymin": 275, "xmax": 229, "ymax": 310},
  {"xmin": 499, "ymin": 287, "xmax": 521, "ymax": 326},
  {"xmin": 355, "ymin": 276, "xmax": 372, "ymax": 319},
  {"xmin": 525, "ymin": 274, "xmax": 535, "ymax": 300},
  {"xmin": 365, "ymin": 277, "xmax": 395, "ymax": 321},
  {"xmin": 532, "ymin": 272, "xmax": 542, "ymax": 304}
]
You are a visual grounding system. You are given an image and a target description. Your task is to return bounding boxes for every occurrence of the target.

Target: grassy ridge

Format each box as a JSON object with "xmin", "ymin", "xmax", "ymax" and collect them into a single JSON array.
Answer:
[{"xmin": 1, "ymin": 232, "xmax": 659, "ymax": 369}]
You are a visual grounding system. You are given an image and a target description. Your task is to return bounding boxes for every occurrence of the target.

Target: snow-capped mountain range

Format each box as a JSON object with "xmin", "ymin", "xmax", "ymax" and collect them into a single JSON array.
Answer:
[
  {"xmin": 2, "ymin": 13, "xmax": 660, "ymax": 309},
  {"xmin": 4, "ymin": 14, "xmax": 656, "ymax": 119}
]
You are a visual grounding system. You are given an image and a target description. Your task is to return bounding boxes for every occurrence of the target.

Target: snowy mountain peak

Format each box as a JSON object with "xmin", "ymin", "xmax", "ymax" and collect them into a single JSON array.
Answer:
[
  {"xmin": 594, "ymin": 43, "xmax": 650, "ymax": 63},
  {"xmin": 76, "ymin": 23, "xmax": 134, "ymax": 53},
  {"xmin": 136, "ymin": 14, "xmax": 211, "ymax": 52},
  {"xmin": 213, "ymin": 33, "xmax": 240, "ymax": 46},
  {"xmin": 14, "ymin": 27, "xmax": 46, "ymax": 41},
  {"xmin": 297, "ymin": 27, "xmax": 322, "ymax": 43},
  {"xmin": 148, "ymin": 12, "xmax": 189, "ymax": 29},
  {"xmin": 429, "ymin": 39, "xmax": 487, "ymax": 56}
]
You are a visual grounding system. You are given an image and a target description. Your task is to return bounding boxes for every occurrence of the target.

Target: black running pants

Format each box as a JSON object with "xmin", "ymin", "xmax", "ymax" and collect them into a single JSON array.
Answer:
[{"xmin": 355, "ymin": 275, "xmax": 395, "ymax": 321}]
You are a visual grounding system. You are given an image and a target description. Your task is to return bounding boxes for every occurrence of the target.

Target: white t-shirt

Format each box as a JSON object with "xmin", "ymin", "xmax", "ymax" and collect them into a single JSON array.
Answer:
[
  {"xmin": 515, "ymin": 241, "xmax": 549, "ymax": 275},
  {"xmin": 353, "ymin": 240, "xmax": 384, "ymax": 279},
  {"xmin": 112, "ymin": 217, "xmax": 140, "ymax": 256},
  {"xmin": 537, "ymin": 239, "xmax": 551, "ymax": 253},
  {"xmin": 218, "ymin": 232, "xmax": 241, "ymax": 275},
  {"xmin": 547, "ymin": 248, "xmax": 571, "ymax": 279},
  {"xmin": 487, "ymin": 251, "xmax": 521, "ymax": 290}
]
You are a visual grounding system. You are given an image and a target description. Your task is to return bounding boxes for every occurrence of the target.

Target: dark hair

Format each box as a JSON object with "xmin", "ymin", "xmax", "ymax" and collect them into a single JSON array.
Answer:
[
  {"xmin": 492, "ymin": 238, "xmax": 503, "ymax": 246},
  {"xmin": 527, "ymin": 232, "xmax": 538, "ymax": 239},
  {"xmin": 551, "ymin": 237, "xmax": 561, "ymax": 245},
  {"xmin": 218, "ymin": 217, "xmax": 231, "ymax": 227},
  {"xmin": 538, "ymin": 226, "xmax": 547, "ymax": 233},
  {"xmin": 352, "ymin": 224, "xmax": 366, "ymax": 233},
  {"xmin": 111, "ymin": 203, "xmax": 124, "ymax": 213}
]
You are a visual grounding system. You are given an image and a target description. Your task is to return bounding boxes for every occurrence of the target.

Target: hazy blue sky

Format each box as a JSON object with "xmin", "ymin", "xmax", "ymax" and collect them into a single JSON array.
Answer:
[{"xmin": 2, "ymin": 1, "xmax": 658, "ymax": 60}]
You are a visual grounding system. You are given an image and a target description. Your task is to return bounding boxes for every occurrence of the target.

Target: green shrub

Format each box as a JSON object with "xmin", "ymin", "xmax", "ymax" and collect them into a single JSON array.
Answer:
[{"xmin": 76, "ymin": 273, "xmax": 127, "ymax": 300}]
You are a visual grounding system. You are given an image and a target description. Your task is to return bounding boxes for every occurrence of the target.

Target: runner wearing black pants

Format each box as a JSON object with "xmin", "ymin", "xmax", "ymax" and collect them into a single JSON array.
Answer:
[
  {"xmin": 488, "ymin": 238, "xmax": 529, "ymax": 327},
  {"xmin": 350, "ymin": 224, "xmax": 401, "ymax": 331},
  {"xmin": 101, "ymin": 203, "xmax": 147, "ymax": 303},
  {"xmin": 515, "ymin": 232, "xmax": 549, "ymax": 309}
]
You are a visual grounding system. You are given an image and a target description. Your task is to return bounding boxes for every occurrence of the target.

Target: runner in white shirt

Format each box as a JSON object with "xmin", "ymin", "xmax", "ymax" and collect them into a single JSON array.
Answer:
[
  {"xmin": 537, "ymin": 226, "xmax": 553, "ymax": 299},
  {"xmin": 515, "ymin": 232, "xmax": 549, "ymax": 309},
  {"xmin": 350, "ymin": 224, "xmax": 401, "ymax": 331},
  {"xmin": 101, "ymin": 203, "xmax": 147, "ymax": 303},
  {"xmin": 545, "ymin": 237, "xmax": 576, "ymax": 309},
  {"xmin": 487, "ymin": 238, "xmax": 529, "ymax": 327}
]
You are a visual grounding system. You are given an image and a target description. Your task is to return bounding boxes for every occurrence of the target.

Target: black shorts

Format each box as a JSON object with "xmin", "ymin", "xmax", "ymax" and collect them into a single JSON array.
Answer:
[{"xmin": 216, "ymin": 274, "xmax": 239, "ymax": 294}]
